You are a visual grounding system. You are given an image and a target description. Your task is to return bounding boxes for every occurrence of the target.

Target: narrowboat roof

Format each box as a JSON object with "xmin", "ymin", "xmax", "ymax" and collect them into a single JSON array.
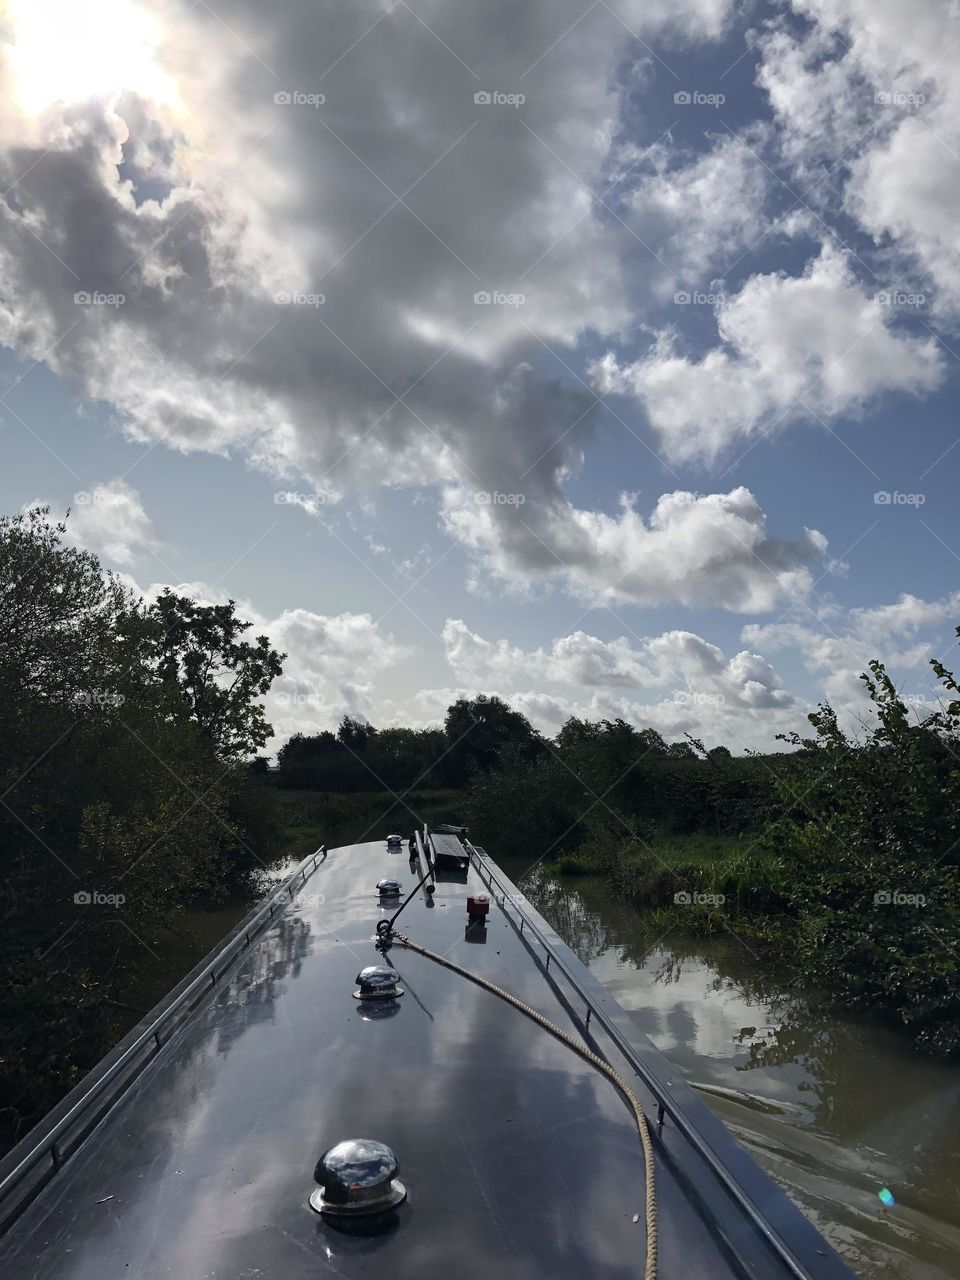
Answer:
[{"xmin": 0, "ymin": 834, "xmax": 855, "ymax": 1279}]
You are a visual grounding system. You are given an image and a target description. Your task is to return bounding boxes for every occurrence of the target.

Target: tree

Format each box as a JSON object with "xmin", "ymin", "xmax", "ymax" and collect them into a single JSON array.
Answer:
[
  {"xmin": 0, "ymin": 507, "xmax": 147, "ymax": 717},
  {"xmin": 766, "ymin": 657, "xmax": 960, "ymax": 1052},
  {"xmin": 150, "ymin": 591, "xmax": 285, "ymax": 758},
  {"xmin": 337, "ymin": 715, "xmax": 377, "ymax": 753},
  {"xmin": 0, "ymin": 511, "xmax": 286, "ymax": 1152},
  {"xmin": 442, "ymin": 695, "xmax": 542, "ymax": 785}
]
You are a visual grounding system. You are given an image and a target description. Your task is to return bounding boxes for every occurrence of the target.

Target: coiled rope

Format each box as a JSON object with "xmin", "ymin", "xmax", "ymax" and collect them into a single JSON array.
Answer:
[{"xmin": 388, "ymin": 926, "xmax": 658, "ymax": 1280}]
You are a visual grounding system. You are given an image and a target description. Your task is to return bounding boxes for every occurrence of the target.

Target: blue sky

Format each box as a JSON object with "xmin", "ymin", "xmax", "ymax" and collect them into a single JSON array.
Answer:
[{"xmin": 1, "ymin": 0, "xmax": 958, "ymax": 752}]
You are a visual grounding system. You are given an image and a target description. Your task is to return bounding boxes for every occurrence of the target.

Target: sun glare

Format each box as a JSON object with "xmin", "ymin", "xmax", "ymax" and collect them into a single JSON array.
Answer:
[{"xmin": 5, "ymin": 0, "xmax": 178, "ymax": 114}]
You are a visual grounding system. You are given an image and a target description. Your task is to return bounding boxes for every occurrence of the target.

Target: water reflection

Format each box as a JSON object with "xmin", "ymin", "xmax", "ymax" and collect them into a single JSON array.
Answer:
[
  {"xmin": 215, "ymin": 913, "xmax": 313, "ymax": 1054},
  {"xmin": 515, "ymin": 865, "xmax": 960, "ymax": 1280}
]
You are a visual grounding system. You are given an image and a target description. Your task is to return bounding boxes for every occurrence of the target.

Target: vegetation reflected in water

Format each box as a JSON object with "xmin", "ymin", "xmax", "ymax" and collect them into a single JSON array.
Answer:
[{"xmin": 515, "ymin": 864, "xmax": 960, "ymax": 1280}]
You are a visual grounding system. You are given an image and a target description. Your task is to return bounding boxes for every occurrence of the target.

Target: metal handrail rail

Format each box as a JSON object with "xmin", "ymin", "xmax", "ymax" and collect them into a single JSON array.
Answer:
[
  {"xmin": 460, "ymin": 837, "xmax": 816, "ymax": 1280},
  {"xmin": 0, "ymin": 844, "xmax": 327, "ymax": 1217}
]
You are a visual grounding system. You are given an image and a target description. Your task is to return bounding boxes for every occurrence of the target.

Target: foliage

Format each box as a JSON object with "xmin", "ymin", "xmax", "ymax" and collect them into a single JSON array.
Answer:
[
  {"xmin": 442, "ymin": 695, "xmax": 544, "ymax": 787},
  {"xmin": 464, "ymin": 747, "xmax": 583, "ymax": 860},
  {"xmin": 275, "ymin": 788, "xmax": 465, "ymax": 857},
  {"xmin": 455, "ymin": 649, "xmax": 960, "ymax": 1056},
  {"xmin": 763, "ymin": 655, "xmax": 960, "ymax": 1053},
  {"xmin": 0, "ymin": 510, "xmax": 285, "ymax": 1151},
  {"xmin": 277, "ymin": 721, "xmax": 449, "ymax": 791},
  {"xmin": 274, "ymin": 696, "xmax": 545, "ymax": 793},
  {"xmin": 150, "ymin": 590, "xmax": 285, "ymax": 758}
]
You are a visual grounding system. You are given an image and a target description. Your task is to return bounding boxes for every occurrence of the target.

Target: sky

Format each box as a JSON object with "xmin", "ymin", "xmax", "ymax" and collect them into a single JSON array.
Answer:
[{"xmin": 1, "ymin": 0, "xmax": 959, "ymax": 754}]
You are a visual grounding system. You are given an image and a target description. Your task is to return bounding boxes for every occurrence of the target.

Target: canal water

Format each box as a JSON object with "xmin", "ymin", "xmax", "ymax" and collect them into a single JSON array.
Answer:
[{"xmin": 510, "ymin": 865, "xmax": 960, "ymax": 1280}]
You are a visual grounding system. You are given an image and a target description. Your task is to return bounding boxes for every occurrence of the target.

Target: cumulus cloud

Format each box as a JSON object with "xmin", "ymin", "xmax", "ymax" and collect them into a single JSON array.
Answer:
[
  {"xmin": 625, "ymin": 134, "xmax": 768, "ymax": 289},
  {"xmin": 33, "ymin": 478, "xmax": 160, "ymax": 566},
  {"xmin": 743, "ymin": 590, "xmax": 960, "ymax": 708},
  {"xmin": 591, "ymin": 243, "xmax": 942, "ymax": 460},
  {"xmin": 127, "ymin": 576, "xmax": 410, "ymax": 745},
  {"xmin": 758, "ymin": 1, "xmax": 960, "ymax": 318},
  {"xmin": 443, "ymin": 484, "xmax": 826, "ymax": 610},
  {"xmin": 432, "ymin": 592, "xmax": 960, "ymax": 747},
  {"xmin": 0, "ymin": 0, "xmax": 839, "ymax": 612},
  {"xmin": 264, "ymin": 608, "xmax": 412, "ymax": 742},
  {"xmin": 442, "ymin": 618, "xmax": 663, "ymax": 687},
  {"xmin": 3, "ymin": 0, "xmax": 955, "ymax": 634},
  {"xmin": 440, "ymin": 616, "xmax": 798, "ymax": 749}
]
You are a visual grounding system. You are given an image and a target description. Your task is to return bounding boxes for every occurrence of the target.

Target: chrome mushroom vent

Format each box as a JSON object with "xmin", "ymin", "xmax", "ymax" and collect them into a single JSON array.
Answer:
[
  {"xmin": 353, "ymin": 965, "xmax": 404, "ymax": 1000},
  {"xmin": 376, "ymin": 877, "xmax": 402, "ymax": 897},
  {"xmin": 311, "ymin": 1138, "xmax": 407, "ymax": 1216}
]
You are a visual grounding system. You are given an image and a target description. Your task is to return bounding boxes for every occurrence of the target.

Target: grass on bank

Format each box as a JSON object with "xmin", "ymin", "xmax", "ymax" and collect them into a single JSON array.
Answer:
[
  {"xmin": 555, "ymin": 830, "xmax": 787, "ymax": 939},
  {"xmin": 277, "ymin": 787, "xmax": 466, "ymax": 857}
]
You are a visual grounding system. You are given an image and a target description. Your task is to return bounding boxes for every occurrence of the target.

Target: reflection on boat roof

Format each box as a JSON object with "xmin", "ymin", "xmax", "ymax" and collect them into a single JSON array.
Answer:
[{"xmin": 0, "ymin": 836, "xmax": 855, "ymax": 1279}]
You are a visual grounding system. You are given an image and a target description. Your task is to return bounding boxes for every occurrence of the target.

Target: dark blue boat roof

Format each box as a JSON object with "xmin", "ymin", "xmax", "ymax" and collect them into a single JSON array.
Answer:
[{"xmin": 0, "ymin": 836, "xmax": 854, "ymax": 1279}]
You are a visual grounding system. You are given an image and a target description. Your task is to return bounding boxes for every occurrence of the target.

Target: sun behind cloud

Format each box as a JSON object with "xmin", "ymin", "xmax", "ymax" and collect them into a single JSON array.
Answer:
[{"xmin": 3, "ymin": 0, "xmax": 178, "ymax": 115}]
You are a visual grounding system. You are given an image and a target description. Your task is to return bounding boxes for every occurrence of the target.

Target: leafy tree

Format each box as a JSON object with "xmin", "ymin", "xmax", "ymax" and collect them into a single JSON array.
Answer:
[
  {"xmin": 442, "ymin": 695, "xmax": 542, "ymax": 785},
  {"xmin": 150, "ymin": 591, "xmax": 284, "ymax": 758},
  {"xmin": 0, "ymin": 511, "xmax": 285, "ymax": 1152},
  {"xmin": 465, "ymin": 748, "xmax": 584, "ymax": 861},
  {"xmin": 337, "ymin": 715, "xmax": 377, "ymax": 753},
  {"xmin": 766, "ymin": 657, "xmax": 960, "ymax": 1052}
]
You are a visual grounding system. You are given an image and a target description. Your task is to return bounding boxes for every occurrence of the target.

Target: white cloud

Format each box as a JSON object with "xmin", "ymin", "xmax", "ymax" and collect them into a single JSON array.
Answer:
[
  {"xmin": 743, "ymin": 589, "xmax": 960, "ymax": 708},
  {"xmin": 442, "ymin": 618, "xmax": 663, "ymax": 687},
  {"xmin": 618, "ymin": 0, "xmax": 736, "ymax": 42},
  {"xmin": 0, "ymin": 0, "xmax": 834, "ymax": 611},
  {"xmin": 758, "ymin": 1, "xmax": 960, "ymax": 318},
  {"xmin": 625, "ymin": 134, "xmax": 768, "ymax": 288},
  {"xmin": 443, "ymin": 484, "xmax": 826, "ymax": 611},
  {"xmin": 41, "ymin": 478, "xmax": 159, "ymax": 566},
  {"xmin": 439, "ymin": 617, "xmax": 799, "ymax": 749},
  {"xmin": 125, "ymin": 575, "xmax": 410, "ymax": 746},
  {"xmin": 265, "ymin": 609, "xmax": 411, "ymax": 743},
  {"xmin": 591, "ymin": 243, "xmax": 942, "ymax": 460}
]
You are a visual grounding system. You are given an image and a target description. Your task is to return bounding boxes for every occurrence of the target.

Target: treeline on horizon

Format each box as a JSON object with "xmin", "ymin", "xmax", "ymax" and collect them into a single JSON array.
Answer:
[
  {"xmin": 275, "ymin": 663, "xmax": 960, "ymax": 1058},
  {"xmin": 272, "ymin": 701, "xmax": 786, "ymax": 840}
]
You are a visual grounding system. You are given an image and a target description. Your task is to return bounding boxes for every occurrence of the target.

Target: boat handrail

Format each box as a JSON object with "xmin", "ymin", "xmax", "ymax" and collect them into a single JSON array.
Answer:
[{"xmin": 455, "ymin": 832, "xmax": 817, "ymax": 1280}]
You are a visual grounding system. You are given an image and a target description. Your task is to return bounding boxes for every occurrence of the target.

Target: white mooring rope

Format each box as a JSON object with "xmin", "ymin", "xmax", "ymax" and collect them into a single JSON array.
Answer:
[{"xmin": 391, "ymin": 928, "xmax": 658, "ymax": 1280}]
